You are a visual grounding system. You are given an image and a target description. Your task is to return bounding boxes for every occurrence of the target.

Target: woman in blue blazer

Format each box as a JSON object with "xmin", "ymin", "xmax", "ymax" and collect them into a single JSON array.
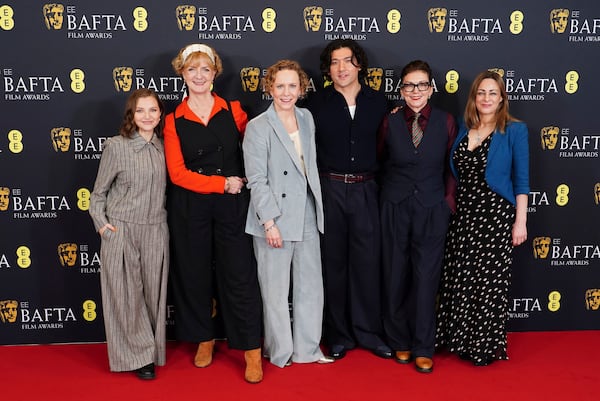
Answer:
[
  {"xmin": 436, "ymin": 70, "xmax": 529, "ymax": 366},
  {"xmin": 243, "ymin": 60, "xmax": 333, "ymax": 368}
]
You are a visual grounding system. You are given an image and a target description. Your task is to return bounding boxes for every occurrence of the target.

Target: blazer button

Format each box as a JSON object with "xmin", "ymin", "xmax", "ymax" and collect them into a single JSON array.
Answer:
[
  {"xmin": 216, "ymin": 168, "xmax": 222, "ymax": 174},
  {"xmin": 282, "ymin": 193, "xmax": 286, "ymax": 198},
  {"xmin": 197, "ymin": 168, "xmax": 204, "ymax": 173},
  {"xmin": 198, "ymin": 149, "xmax": 204, "ymax": 155},
  {"xmin": 283, "ymin": 171, "xmax": 288, "ymax": 175}
]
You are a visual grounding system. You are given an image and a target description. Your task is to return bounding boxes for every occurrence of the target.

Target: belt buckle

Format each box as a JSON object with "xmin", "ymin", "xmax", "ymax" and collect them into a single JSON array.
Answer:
[{"xmin": 344, "ymin": 173, "xmax": 356, "ymax": 184}]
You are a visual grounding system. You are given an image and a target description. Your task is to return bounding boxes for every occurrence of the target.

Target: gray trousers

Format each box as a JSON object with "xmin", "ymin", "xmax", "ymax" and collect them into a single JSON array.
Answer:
[
  {"xmin": 99, "ymin": 219, "xmax": 169, "ymax": 372},
  {"xmin": 253, "ymin": 196, "xmax": 325, "ymax": 368}
]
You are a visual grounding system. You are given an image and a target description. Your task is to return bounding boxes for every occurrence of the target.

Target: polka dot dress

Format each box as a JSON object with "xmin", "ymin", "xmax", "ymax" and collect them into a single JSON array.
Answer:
[{"xmin": 436, "ymin": 133, "xmax": 514, "ymax": 366}]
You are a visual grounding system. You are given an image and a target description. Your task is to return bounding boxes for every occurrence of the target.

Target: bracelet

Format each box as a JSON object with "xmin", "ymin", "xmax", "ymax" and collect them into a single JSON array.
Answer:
[{"xmin": 264, "ymin": 223, "xmax": 276, "ymax": 232}]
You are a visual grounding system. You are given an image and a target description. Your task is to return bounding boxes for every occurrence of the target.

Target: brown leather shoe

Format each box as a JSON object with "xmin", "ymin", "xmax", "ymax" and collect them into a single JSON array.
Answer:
[
  {"xmin": 244, "ymin": 348, "xmax": 263, "ymax": 384},
  {"xmin": 415, "ymin": 356, "xmax": 433, "ymax": 373},
  {"xmin": 194, "ymin": 340, "xmax": 215, "ymax": 368},
  {"xmin": 394, "ymin": 350, "xmax": 411, "ymax": 364}
]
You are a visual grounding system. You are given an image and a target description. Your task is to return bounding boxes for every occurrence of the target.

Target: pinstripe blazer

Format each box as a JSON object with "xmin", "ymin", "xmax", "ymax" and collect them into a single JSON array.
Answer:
[
  {"xmin": 243, "ymin": 103, "xmax": 324, "ymax": 241},
  {"xmin": 89, "ymin": 133, "xmax": 167, "ymax": 231}
]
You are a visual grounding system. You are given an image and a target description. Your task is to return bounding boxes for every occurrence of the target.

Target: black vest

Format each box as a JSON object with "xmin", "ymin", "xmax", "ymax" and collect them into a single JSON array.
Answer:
[
  {"xmin": 380, "ymin": 108, "xmax": 449, "ymax": 206},
  {"xmin": 174, "ymin": 105, "xmax": 244, "ymax": 177}
]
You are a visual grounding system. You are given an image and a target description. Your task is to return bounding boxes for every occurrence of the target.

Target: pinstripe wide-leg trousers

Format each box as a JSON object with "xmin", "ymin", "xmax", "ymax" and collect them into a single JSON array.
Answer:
[{"xmin": 99, "ymin": 218, "xmax": 169, "ymax": 372}]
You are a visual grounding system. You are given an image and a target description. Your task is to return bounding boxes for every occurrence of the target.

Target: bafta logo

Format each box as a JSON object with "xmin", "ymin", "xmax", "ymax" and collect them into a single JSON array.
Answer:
[
  {"xmin": 176, "ymin": 5, "xmax": 196, "ymax": 31},
  {"xmin": 532, "ymin": 237, "xmax": 551, "ymax": 259},
  {"xmin": 240, "ymin": 67, "xmax": 260, "ymax": 92},
  {"xmin": 541, "ymin": 126, "xmax": 559, "ymax": 150},
  {"xmin": 43, "ymin": 3, "xmax": 64, "ymax": 30},
  {"xmin": 303, "ymin": 6, "xmax": 323, "ymax": 32},
  {"xmin": 594, "ymin": 183, "xmax": 600, "ymax": 205},
  {"xmin": 57, "ymin": 243, "xmax": 78, "ymax": 267},
  {"xmin": 585, "ymin": 289, "xmax": 600, "ymax": 311},
  {"xmin": 488, "ymin": 68, "xmax": 505, "ymax": 78},
  {"xmin": 550, "ymin": 9, "xmax": 569, "ymax": 34},
  {"xmin": 366, "ymin": 68, "xmax": 383, "ymax": 91},
  {"xmin": 113, "ymin": 67, "xmax": 134, "ymax": 92},
  {"xmin": 427, "ymin": 8, "xmax": 447, "ymax": 33},
  {"xmin": 0, "ymin": 300, "xmax": 18, "ymax": 323},
  {"xmin": 0, "ymin": 187, "xmax": 9, "ymax": 211},
  {"xmin": 50, "ymin": 127, "xmax": 71, "ymax": 152}
]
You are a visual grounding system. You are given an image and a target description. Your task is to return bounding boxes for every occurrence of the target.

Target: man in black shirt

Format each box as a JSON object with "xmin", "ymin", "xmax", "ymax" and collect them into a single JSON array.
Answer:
[{"xmin": 306, "ymin": 39, "xmax": 391, "ymax": 360}]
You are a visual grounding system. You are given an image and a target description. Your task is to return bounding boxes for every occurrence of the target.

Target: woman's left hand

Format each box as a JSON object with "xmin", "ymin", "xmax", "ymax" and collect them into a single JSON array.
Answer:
[{"xmin": 512, "ymin": 222, "xmax": 527, "ymax": 246}]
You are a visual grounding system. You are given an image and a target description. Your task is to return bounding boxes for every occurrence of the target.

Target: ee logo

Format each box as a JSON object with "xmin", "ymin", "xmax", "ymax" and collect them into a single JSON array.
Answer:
[
  {"xmin": 262, "ymin": 8, "xmax": 276, "ymax": 32},
  {"xmin": 133, "ymin": 7, "xmax": 148, "ymax": 32},
  {"xmin": 387, "ymin": 9, "xmax": 401, "ymax": 33},
  {"xmin": 17, "ymin": 246, "xmax": 31, "ymax": 269},
  {"xmin": 70, "ymin": 69, "xmax": 85, "ymax": 93},
  {"xmin": 445, "ymin": 70, "xmax": 459, "ymax": 94},
  {"xmin": 548, "ymin": 291, "xmax": 561, "ymax": 312},
  {"xmin": 83, "ymin": 300, "xmax": 97, "ymax": 322}
]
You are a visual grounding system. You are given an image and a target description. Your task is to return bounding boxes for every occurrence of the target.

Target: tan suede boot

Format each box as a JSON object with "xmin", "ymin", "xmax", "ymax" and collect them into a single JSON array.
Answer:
[
  {"xmin": 244, "ymin": 348, "xmax": 263, "ymax": 384},
  {"xmin": 194, "ymin": 339, "xmax": 215, "ymax": 368}
]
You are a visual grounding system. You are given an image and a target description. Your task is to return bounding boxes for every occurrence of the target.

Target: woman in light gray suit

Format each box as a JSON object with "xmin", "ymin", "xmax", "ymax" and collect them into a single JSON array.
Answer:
[{"xmin": 243, "ymin": 60, "xmax": 333, "ymax": 368}]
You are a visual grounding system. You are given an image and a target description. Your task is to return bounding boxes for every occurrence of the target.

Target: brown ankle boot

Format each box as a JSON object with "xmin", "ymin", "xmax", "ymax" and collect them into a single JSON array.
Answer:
[
  {"xmin": 244, "ymin": 348, "xmax": 263, "ymax": 384},
  {"xmin": 194, "ymin": 340, "xmax": 215, "ymax": 368}
]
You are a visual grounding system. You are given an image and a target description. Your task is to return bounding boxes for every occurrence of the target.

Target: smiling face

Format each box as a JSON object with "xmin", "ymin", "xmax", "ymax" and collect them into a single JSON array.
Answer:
[
  {"xmin": 270, "ymin": 69, "xmax": 301, "ymax": 113},
  {"xmin": 329, "ymin": 47, "xmax": 361, "ymax": 91},
  {"xmin": 182, "ymin": 55, "xmax": 216, "ymax": 96},
  {"xmin": 133, "ymin": 96, "xmax": 161, "ymax": 137},
  {"xmin": 401, "ymin": 70, "xmax": 433, "ymax": 113},
  {"xmin": 475, "ymin": 78, "xmax": 502, "ymax": 119}
]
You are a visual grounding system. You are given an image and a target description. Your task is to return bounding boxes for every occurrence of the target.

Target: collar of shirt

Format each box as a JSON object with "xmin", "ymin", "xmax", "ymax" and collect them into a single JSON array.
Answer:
[
  {"xmin": 174, "ymin": 93, "xmax": 230, "ymax": 123},
  {"xmin": 131, "ymin": 132, "xmax": 162, "ymax": 153},
  {"xmin": 403, "ymin": 103, "xmax": 432, "ymax": 124}
]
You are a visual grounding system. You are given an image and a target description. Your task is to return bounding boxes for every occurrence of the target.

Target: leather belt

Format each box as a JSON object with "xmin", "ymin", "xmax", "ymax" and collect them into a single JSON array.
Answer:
[{"xmin": 322, "ymin": 172, "xmax": 375, "ymax": 184}]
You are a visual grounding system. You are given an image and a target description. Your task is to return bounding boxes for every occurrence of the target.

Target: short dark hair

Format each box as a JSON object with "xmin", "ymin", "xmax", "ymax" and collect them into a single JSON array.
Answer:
[
  {"xmin": 319, "ymin": 39, "xmax": 368, "ymax": 81},
  {"xmin": 400, "ymin": 60, "xmax": 432, "ymax": 82}
]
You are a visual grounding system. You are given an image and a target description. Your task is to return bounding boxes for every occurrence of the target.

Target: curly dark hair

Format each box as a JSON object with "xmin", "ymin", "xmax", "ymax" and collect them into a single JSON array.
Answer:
[{"xmin": 319, "ymin": 39, "xmax": 368, "ymax": 81}]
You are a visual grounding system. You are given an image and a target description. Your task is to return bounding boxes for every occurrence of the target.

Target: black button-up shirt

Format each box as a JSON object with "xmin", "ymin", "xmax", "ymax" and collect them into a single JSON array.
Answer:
[{"xmin": 306, "ymin": 85, "xmax": 388, "ymax": 174}]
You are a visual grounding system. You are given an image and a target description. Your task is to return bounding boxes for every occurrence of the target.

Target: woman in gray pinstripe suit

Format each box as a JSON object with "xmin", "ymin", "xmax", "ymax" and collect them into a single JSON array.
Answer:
[{"xmin": 89, "ymin": 89, "xmax": 169, "ymax": 380}]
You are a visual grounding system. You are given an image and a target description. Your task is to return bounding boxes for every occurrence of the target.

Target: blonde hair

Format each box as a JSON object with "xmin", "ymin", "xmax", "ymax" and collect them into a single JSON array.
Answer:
[{"xmin": 171, "ymin": 44, "xmax": 223, "ymax": 77}]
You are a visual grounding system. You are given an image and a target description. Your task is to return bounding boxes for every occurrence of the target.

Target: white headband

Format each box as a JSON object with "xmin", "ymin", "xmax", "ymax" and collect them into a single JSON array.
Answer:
[{"xmin": 181, "ymin": 44, "xmax": 215, "ymax": 64}]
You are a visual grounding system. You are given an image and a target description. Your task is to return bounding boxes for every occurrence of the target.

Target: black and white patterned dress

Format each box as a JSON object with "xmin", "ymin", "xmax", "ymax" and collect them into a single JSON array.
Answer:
[{"xmin": 435, "ymin": 133, "xmax": 514, "ymax": 365}]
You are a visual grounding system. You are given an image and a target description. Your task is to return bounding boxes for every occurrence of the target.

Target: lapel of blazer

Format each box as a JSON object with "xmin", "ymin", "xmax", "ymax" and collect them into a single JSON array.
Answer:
[{"xmin": 266, "ymin": 103, "xmax": 305, "ymax": 174}]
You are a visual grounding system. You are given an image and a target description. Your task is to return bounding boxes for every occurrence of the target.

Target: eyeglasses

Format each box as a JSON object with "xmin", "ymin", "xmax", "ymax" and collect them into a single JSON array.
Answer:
[{"xmin": 400, "ymin": 82, "xmax": 431, "ymax": 92}]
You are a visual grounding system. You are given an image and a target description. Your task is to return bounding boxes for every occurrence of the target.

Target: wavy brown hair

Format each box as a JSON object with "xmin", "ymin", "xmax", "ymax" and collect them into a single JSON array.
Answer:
[
  {"xmin": 464, "ymin": 70, "xmax": 518, "ymax": 133},
  {"xmin": 119, "ymin": 88, "xmax": 165, "ymax": 138}
]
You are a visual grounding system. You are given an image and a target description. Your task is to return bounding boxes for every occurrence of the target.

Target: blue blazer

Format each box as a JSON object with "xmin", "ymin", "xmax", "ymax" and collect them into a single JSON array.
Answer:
[
  {"xmin": 243, "ymin": 103, "xmax": 324, "ymax": 241},
  {"xmin": 450, "ymin": 120, "xmax": 529, "ymax": 205}
]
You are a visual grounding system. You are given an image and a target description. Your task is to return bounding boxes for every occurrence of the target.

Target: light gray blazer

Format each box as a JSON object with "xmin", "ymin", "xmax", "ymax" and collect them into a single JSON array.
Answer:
[{"xmin": 243, "ymin": 103, "xmax": 324, "ymax": 241}]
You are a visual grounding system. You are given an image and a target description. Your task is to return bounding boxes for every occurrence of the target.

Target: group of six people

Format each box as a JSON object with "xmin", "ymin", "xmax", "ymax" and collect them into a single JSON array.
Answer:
[{"xmin": 89, "ymin": 39, "xmax": 529, "ymax": 383}]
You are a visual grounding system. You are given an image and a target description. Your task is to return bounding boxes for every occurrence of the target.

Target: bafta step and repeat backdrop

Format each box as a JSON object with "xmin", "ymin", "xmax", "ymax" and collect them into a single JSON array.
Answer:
[{"xmin": 0, "ymin": 0, "xmax": 599, "ymax": 345}]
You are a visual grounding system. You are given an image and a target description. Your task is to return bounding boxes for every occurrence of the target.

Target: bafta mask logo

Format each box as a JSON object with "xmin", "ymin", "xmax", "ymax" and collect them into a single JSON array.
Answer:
[
  {"xmin": 594, "ymin": 183, "xmax": 600, "ymax": 205},
  {"xmin": 43, "ymin": 3, "xmax": 64, "ymax": 30},
  {"xmin": 57, "ymin": 243, "xmax": 78, "ymax": 267},
  {"xmin": 0, "ymin": 187, "xmax": 9, "ymax": 211},
  {"xmin": 0, "ymin": 300, "xmax": 18, "ymax": 323},
  {"xmin": 541, "ymin": 126, "xmax": 559, "ymax": 150},
  {"xmin": 488, "ymin": 68, "xmax": 505, "ymax": 78},
  {"xmin": 366, "ymin": 68, "xmax": 383, "ymax": 91},
  {"xmin": 303, "ymin": 6, "xmax": 323, "ymax": 32},
  {"xmin": 586, "ymin": 289, "xmax": 600, "ymax": 311},
  {"xmin": 550, "ymin": 9, "xmax": 569, "ymax": 34},
  {"xmin": 176, "ymin": 5, "xmax": 196, "ymax": 31},
  {"xmin": 113, "ymin": 67, "xmax": 134, "ymax": 92},
  {"xmin": 50, "ymin": 127, "xmax": 71, "ymax": 152},
  {"xmin": 533, "ymin": 237, "xmax": 551, "ymax": 259},
  {"xmin": 240, "ymin": 67, "xmax": 260, "ymax": 92},
  {"xmin": 427, "ymin": 8, "xmax": 447, "ymax": 33}
]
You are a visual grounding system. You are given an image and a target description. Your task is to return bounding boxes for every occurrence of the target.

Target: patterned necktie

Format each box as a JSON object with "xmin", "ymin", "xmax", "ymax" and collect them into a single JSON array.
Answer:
[{"xmin": 412, "ymin": 112, "xmax": 423, "ymax": 147}]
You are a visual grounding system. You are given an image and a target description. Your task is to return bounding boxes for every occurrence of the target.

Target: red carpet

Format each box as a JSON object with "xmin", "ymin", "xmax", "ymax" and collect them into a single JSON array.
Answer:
[{"xmin": 1, "ymin": 331, "xmax": 597, "ymax": 401}]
